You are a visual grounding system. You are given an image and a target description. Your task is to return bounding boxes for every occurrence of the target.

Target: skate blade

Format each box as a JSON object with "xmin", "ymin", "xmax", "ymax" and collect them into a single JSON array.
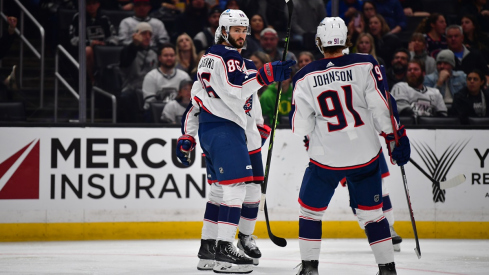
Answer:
[
  {"xmin": 393, "ymin": 243, "xmax": 401, "ymax": 252},
  {"xmin": 197, "ymin": 259, "xmax": 215, "ymax": 270},
  {"xmin": 213, "ymin": 261, "xmax": 253, "ymax": 274},
  {"xmin": 238, "ymin": 248, "xmax": 259, "ymax": 266}
]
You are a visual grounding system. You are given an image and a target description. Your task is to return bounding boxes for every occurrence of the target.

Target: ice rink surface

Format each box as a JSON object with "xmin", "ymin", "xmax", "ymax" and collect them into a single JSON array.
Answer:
[{"xmin": 1, "ymin": 239, "xmax": 489, "ymax": 274}]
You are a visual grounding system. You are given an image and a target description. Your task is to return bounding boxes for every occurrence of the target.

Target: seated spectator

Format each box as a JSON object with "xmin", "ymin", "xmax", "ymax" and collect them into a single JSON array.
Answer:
[
  {"xmin": 297, "ymin": 51, "xmax": 315, "ymax": 70},
  {"xmin": 424, "ymin": 49, "xmax": 466, "ymax": 105},
  {"xmin": 160, "ymin": 79, "xmax": 192, "ymax": 124},
  {"xmin": 415, "ymin": 13, "xmax": 447, "ymax": 57},
  {"xmin": 70, "ymin": 0, "xmax": 118, "ymax": 84},
  {"xmin": 259, "ymin": 28, "xmax": 296, "ymax": 62},
  {"xmin": 260, "ymin": 68, "xmax": 294, "ymax": 125},
  {"xmin": 119, "ymin": 22, "xmax": 158, "ymax": 94},
  {"xmin": 175, "ymin": 33, "xmax": 198, "ymax": 75},
  {"xmin": 142, "ymin": 43, "xmax": 191, "ymax": 111},
  {"xmin": 445, "ymin": 25, "xmax": 489, "ymax": 81},
  {"xmin": 367, "ymin": 14, "xmax": 402, "ymax": 65},
  {"xmin": 372, "ymin": 0, "xmax": 406, "ymax": 34},
  {"xmin": 327, "ymin": 0, "xmax": 363, "ymax": 25},
  {"xmin": 453, "ymin": 69, "xmax": 489, "ymax": 123},
  {"xmin": 386, "ymin": 48, "xmax": 409, "ymax": 89},
  {"xmin": 288, "ymin": 0, "xmax": 326, "ymax": 46},
  {"xmin": 409, "ymin": 32, "xmax": 436, "ymax": 74},
  {"xmin": 347, "ymin": 0, "xmax": 376, "ymax": 46},
  {"xmin": 0, "ymin": 16, "xmax": 18, "ymax": 102},
  {"xmin": 353, "ymin": 32, "xmax": 384, "ymax": 66},
  {"xmin": 461, "ymin": 14, "xmax": 489, "ymax": 62},
  {"xmin": 118, "ymin": 0, "xmax": 170, "ymax": 51},
  {"xmin": 193, "ymin": 6, "xmax": 221, "ymax": 53},
  {"xmin": 174, "ymin": 0, "xmax": 208, "ymax": 39},
  {"xmin": 391, "ymin": 60, "xmax": 447, "ymax": 117},
  {"xmin": 461, "ymin": 0, "xmax": 489, "ymax": 32},
  {"xmin": 241, "ymin": 13, "xmax": 266, "ymax": 58}
]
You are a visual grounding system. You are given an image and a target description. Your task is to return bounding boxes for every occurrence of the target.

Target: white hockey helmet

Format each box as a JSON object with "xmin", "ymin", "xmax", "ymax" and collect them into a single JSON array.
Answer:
[
  {"xmin": 214, "ymin": 9, "xmax": 250, "ymax": 44},
  {"xmin": 315, "ymin": 17, "xmax": 348, "ymax": 54}
]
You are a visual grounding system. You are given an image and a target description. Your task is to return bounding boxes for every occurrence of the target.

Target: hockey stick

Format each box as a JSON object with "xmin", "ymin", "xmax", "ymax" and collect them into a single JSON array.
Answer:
[
  {"xmin": 380, "ymin": 65, "xmax": 421, "ymax": 259},
  {"xmin": 409, "ymin": 158, "xmax": 466, "ymax": 190},
  {"xmin": 258, "ymin": 0, "xmax": 294, "ymax": 248}
]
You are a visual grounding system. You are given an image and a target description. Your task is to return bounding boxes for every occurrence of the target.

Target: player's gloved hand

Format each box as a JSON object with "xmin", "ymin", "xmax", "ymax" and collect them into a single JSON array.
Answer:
[
  {"xmin": 176, "ymin": 134, "xmax": 196, "ymax": 166},
  {"xmin": 257, "ymin": 60, "xmax": 297, "ymax": 85},
  {"xmin": 382, "ymin": 126, "xmax": 410, "ymax": 166},
  {"xmin": 257, "ymin": 124, "xmax": 271, "ymax": 147},
  {"xmin": 303, "ymin": 135, "xmax": 309, "ymax": 151}
]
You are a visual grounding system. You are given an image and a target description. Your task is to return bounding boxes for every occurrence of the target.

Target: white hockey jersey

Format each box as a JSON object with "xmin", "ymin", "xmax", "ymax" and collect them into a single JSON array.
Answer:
[
  {"xmin": 391, "ymin": 82, "xmax": 447, "ymax": 117},
  {"xmin": 291, "ymin": 54, "xmax": 398, "ymax": 168},
  {"xmin": 190, "ymin": 44, "xmax": 264, "ymax": 130}
]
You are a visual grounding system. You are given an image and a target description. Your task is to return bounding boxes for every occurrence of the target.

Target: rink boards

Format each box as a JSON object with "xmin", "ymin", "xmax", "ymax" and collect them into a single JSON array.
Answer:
[{"xmin": 0, "ymin": 127, "xmax": 488, "ymax": 241}]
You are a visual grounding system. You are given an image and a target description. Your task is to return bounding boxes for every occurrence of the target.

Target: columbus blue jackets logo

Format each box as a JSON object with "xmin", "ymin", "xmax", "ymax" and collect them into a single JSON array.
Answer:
[{"xmin": 243, "ymin": 95, "xmax": 253, "ymax": 117}]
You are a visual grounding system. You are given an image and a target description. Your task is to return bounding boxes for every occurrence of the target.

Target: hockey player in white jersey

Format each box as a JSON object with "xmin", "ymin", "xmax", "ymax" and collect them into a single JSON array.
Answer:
[
  {"xmin": 175, "ymin": 9, "xmax": 294, "ymax": 274},
  {"xmin": 290, "ymin": 17, "xmax": 410, "ymax": 275}
]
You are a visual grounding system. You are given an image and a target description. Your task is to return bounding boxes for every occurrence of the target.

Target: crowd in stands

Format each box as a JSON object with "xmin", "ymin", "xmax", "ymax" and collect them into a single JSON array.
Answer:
[{"xmin": 1, "ymin": 0, "xmax": 489, "ymax": 126}]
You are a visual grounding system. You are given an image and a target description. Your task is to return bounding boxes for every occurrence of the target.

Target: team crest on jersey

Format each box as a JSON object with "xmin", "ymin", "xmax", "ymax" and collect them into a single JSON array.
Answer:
[{"xmin": 243, "ymin": 95, "xmax": 253, "ymax": 117}]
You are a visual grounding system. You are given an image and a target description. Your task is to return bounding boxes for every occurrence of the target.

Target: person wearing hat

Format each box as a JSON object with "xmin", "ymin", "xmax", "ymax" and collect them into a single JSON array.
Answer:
[
  {"xmin": 259, "ymin": 27, "xmax": 296, "ymax": 62},
  {"xmin": 119, "ymin": 21, "xmax": 158, "ymax": 122},
  {"xmin": 118, "ymin": 0, "xmax": 169, "ymax": 51},
  {"xmin": 160, "ymin": 79, "xmax": 193, "ymax": 123},
  {"xmin": 424, "ymin": 49, "xmax": 466, "ymax": 104},
  {"xmin": 193, "ymin": 6, "xmax": 222, "ymax": 53}
]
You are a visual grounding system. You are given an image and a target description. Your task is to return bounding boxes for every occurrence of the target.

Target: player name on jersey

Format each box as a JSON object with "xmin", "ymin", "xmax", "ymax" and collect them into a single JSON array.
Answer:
[
  {"xmin": 199, "ymin": 57, "xmax": 215, "ymax": 70},
  {"xmin": 312, "ymin": 69, "xmax": 353, "ymax": 87}
]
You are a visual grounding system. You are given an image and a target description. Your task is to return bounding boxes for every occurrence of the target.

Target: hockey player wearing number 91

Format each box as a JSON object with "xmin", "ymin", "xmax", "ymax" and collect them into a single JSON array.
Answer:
[
  {"xmin": 175, "ymin": 9, "xmax": 295, "ymax": 274},
  {"xmin": 290, "ymin": 17, "xmax": 410, "ymax": 275}
]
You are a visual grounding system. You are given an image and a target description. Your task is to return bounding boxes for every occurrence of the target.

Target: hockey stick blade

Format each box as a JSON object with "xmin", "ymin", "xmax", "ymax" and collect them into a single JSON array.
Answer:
[
  {"xmin": 264, "ymin": 201, "xmax": 287, "ymax": 247},
  {"xmin": 440, "ymin": 174, "xmax": 466, "ymax": 190}
]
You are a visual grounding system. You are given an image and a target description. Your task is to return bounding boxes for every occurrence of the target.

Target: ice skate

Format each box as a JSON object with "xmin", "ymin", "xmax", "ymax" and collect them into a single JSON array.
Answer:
[
  {"xmin": 237, "ymin": 232, "xmax": 261, "ymax": 265},
  {"xmin": 213, "ymin": 240, "xmax": 253, "ymax": 274},
  {"xmin": 377, "ymin": 262, "xmax": 397, "ymax": 275},
  {"xmin": 197, "ymin": 239, "xmax": 216, "ymax": 270},
  {"xmin": 390, "ymin": 226, "xmax": 402, "ymax": 252},
  {"xmin": 295, "ymin": 260, "xmax": 319, "ymax": 275}
]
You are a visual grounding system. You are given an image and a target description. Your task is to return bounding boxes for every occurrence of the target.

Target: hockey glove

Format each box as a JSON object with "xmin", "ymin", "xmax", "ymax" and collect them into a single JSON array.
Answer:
[
  {"xmin": 382, "ymin": 126, "xmax": 410, "ymax": 166},
  {"xmin": 176, "ymin": 134, "xmax": 196, "ymax": 166},
  {"xmin": 303, "ymin": 135, "xmax": 309, "ymax": 151},
  {"xmin": 257, "ymin": 124, "xmax": 271, "ymax": 147},
  {"xmin": 257, "ymin": 60, "xmax": 297, "ymax": 85}
]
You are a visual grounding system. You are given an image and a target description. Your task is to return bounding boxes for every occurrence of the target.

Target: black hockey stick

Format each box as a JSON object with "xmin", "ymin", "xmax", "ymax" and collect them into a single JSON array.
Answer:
[
  {"xmin": 258, "ymin": 0, "xmax": 294, "ymax": 248},
  {"xmin": 409, "ymin": 158, "xmax": 466, "ymax": 190},
  {"xmin": 380, "ymin": 65, "xmax": 421, "ymax": 259}
]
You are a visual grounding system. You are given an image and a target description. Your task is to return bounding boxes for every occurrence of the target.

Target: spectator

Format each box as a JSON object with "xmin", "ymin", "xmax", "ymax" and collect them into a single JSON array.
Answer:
[
  {"xmin": 259, "ymin": 28, "xmax": 296, "ymax": 62},
  {"xmin": 175, "ymin": 33, "xmax": 198, "ymax": 75},
  {"xmin": 142, "ymin": 43, "xmax": 191, "ymax": 111},
  {"xmin": 288, "ymin": 0, "xmax": 326, "ymax": 46},
  {"xmin": 70, "ymin": 0, "xmax": 118, "ymax": 84},
  {"xmin": 193, "ymin": 6, "xmax": 221, "ymax": 53},
  {"xmin": 327, "ymin": 0, "xmax": 363, "ymax": 25},
  {"xmin": 399, "ymin": 0, "xmax": 429, "ymax": 17},
  {"xmin": 174, "ymin": 0, "xmax": 208, "ymax": 39},
  {"xmin": 367, "ymin": 14, "xmax": 402, "ymax": 65},
  {"xmin": 362, "ymin": 1, "xmax": 377, "ymax": 23},
  {"xmin": 391, "ymin": 60, "xmax": 447, "ymax": 117},
  {"xmin": 460, "ymin": 0, "xmax": 489, "ymax": 32},
  {"xmin": 297, "ymin": 51, "xmax": 315, "ymax": 70},
  {"xmin": 347, "ymin": 0, "xmax": 376, "ymax": 46},
  {"xmin": 445, "ymin": 25, "xmax": 489, "ymax": 80},
  {"xmin": 262, "ymin": 0, "xmax": 287, "ymax": 31},
  {"xmin": 386, "ymin": 48, "xmax": 410, "ymax": 90},
  {"xmin": 371, "ymin": 0, "xmax": 406, "ymax": 34},
  {"xmin": 118, "ymin": 0, "xmax": 170, "ymax": 51},
  {"xmin": 424, "ymin": 49, "xmax": 466, "ymax": 105},
  {"xmin": 415, "ymin": 13, "xmax": 447, "ymax": 56},
  {"xmin": 461, "ymin": 14, "xmax": 489, "ymax": 62},
  {"xmin": 241, "ymin": 13, "xmax": 266, "ymax": 58},
  {"xmin": 0, "ymin": 16, "xmax": 18, "ymax": 102},
  {"xmin": 160, "ymin": 79, "xmax": 192, "ymax": 124},
  {"xmin": 249, "ymin": 51, "xmax": 270, "ymax": 97},
  {"xmin": 353, "ymin": 32, "xmax": 384, "ymax": 66},
  {"xmin": 453, "ymin": 69, "xmax": 489, "ymax": 124},
  {"xmin": 409, "ymin": 32, "xmax": 436, "ymax": 74},
  {"xmin": 260, "ymin": 68, "xmax": 295, "ymax": 125}
]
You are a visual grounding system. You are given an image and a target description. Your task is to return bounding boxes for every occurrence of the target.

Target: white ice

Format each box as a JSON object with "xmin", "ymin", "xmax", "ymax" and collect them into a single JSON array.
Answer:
[{"xmin": 1, "ymin": 239, "xmax": 488, "ymax": 274}]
